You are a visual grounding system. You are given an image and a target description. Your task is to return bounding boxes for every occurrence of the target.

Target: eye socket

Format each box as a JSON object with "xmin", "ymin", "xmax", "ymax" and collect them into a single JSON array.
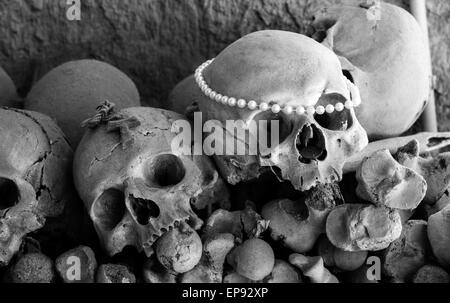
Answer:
[
  {"xmin": 314, "ymin": 94, "xmax": 354, "ymax": 131},
  {"xmin": 149, "ymin": 154, "xmax": 186, "ymax": 187},
  {"xmin": 252, "ymin": 111, "xmax": 293, "ymax": 150},
  {"xmin": 0, "ymin": 178, "xmax": 19, "ymax": 210},
  {"xmin": 92, "ymin": 189, "xmax": 126, "ymax": 231}
]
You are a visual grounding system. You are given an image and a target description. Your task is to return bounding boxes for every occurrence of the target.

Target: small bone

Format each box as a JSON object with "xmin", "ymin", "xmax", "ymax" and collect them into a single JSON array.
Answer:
[
  {"xmin": 395, "ymin": 141, "xmax": 450, "ymax": 205},
  {"xmin": 262, "ymin": 183, "xmax": 342, "ymax": 253},
  {"xmin": 356, "ymin": 149, "xmax": 427, "ymax": 210},
  {"xmin": 382, "ymin": 220, "xmax": 430, "ymax": 282},
  {"xmin": 155, "ymin": 222, "xmax": 203, "ymax": 274},
  {"xmin": 412, "ymin": 265, "xmax": 450, "ymax": 283},
  {"xmin": 203, "ymin": 207, "xmax": 268, "ymax": 242},
  {"xmin": 318, "ymin": 236, "xmax": 368, "ymax": 271},
  {"xmin": 344, "ymin": 132, "xmax": 450, "ymax": 173},
  {"xmin": 10, "ymin": 253, "xmax": 56, "ymax": 283},
  {"xmin": 55, "ymin": 246, "xmax": 97, "ymax": 283},
  {"xmin": 227, "ymin": 238, "xmax": 275, "ymax": 281},
  {"xmin": 180, "ymin": 233, "xmax": 235, "ymax": 283},
  {"xmin": 223, "ymin": 271, "xmax": 253, "ymax": 283},
  {"xmin": 326, "ymin": 204, "xmax": 402, "ymax": 251},
  {"xmin": 289, "ymin": 254, "xmax": 339, "ymax": 283},
  {"xmin": 427, "ymin": 204, "xmax": 450, "ymax": 268},
  {"xmin": 142, "ymin": 257, "xmax": 177, "ymax": 283},
  {"xmin": 96, "ymin": 264, "xmax": 136, "ymax": 283},
  {"xmin": 264, "ymin": 259, "xmax": 302, "ymax": 283}
]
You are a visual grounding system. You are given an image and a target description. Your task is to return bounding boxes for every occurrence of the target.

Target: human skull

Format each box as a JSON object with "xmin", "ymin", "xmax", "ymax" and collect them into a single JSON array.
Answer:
[
  {"xmin": 193, "ymin": 30, "xmax": 368, "ymax": 191},
  {"xmin": 312, "ymin": 1, "xmax": 431, "ymax": 139},
  {"xmin": 0, "ymin": 108, "xmax": 73, "ymax": 265},
  {"xmin": 73, "ymin": 106, "xmax": 223, "ymax": 256}
]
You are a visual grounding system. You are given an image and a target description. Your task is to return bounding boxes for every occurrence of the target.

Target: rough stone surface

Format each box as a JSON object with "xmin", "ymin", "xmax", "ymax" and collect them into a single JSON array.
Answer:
[{"xmin": 1, "ymin": 0, "xmax": 448, "ymax": 132}]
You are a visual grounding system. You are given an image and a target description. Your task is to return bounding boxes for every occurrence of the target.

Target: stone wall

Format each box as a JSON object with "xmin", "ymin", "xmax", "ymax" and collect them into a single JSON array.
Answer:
[{"xmin": 1, "ymin": 0, "xmax": 449, "ymax": 130}]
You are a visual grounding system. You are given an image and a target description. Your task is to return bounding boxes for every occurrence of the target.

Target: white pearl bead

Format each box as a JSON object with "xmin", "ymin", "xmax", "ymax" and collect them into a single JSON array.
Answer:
[
  {"xmin": 221, "ymin": 96, "xmax": 229, "ymax": 104},
  {"xmin": 248, "ymin": 100, "xmax": 257, "ymax": 110},
  {"xmin": 237, "ymin": 99, "xmax": 247, "ymax": 108},
  {"xmin": 272, "ymin": 104, "xmax": 281, "ymax": 114},
  {"xmin": 296, "ymin": 106, "xmax": 305, "ymax": 115},
  {"xmin": 306, "ymin": 106, "xmax": 315, "ymax": 115},
  {"xmin": 326, "ymin": 104, "xmax": 335, "ymax": 114},
  {"xmin": 335, "ymin": 102, "xmax": 344, "ymax": 112},
  {"xmin": 228, "ymin": 98, "xmax": 237, "ymax": 107},
  {"xmin": 210, "ymin": 91, "xmax": 217, "ymax": 99},
  {"xmin": 215, "ymin": 94, "xmax": 223, "ymax": 102},
  {"xmin": 345, "ymin": 100, "xmax": 354, "ymax": 109},
  {"xmin": 260, "ymin": 102, "xmax": 269, "ymax": 111},
  {"xmin": 205, "ymin": 88, "xmax": 212, "ymax": 95},
  {"xmin": 283, "ymin": 105, "xmax": 293, "ymax": 115},
  {"xmin": 316, "ymin": 106, "xmax": 325, "ymax": 115}
]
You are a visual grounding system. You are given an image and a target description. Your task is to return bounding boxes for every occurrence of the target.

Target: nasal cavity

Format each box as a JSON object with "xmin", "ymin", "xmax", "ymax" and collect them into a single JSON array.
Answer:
[
  {"xmin": 129, "ymin": 196, "xmax": 160, "ymax": 226},
  {"xmin": 296, "ymin": 124, "xmax": 327, "ymax": 164}
]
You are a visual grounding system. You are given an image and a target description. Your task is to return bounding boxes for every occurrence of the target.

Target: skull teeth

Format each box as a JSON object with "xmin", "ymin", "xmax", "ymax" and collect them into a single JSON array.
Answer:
[{"xmin": 144, "ymin": 217, "xmax": 190, "ymax": 248}]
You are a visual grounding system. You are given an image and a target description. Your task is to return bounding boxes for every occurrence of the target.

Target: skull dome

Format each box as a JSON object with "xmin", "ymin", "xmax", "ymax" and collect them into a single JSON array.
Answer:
[{"xmin": 312, "ymin": 1, "xmax": 431, "ymax": 139}]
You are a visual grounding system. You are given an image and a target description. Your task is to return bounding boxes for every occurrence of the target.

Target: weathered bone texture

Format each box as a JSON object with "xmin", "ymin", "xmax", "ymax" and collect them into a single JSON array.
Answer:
[
  {"xmin": 263, "ymin": 259, "xmax": 302, "ymax": 283},
  {"xmin": 427, "ymin": 204, "xmax": 450, "ymax": 268},
  {"xmin": 55, "ymin": 246, "xmax": 97, "ymax": 283},
  {"xmin": 9, "ymin": 253, "xmax": 56, "ymax": 283},
  {"xmin": 155, "ymin": 222, "xmax": 202, "ymax": 274},
  {"xmin": 180, "ymin": 233, "xmax": 235, "ymax": 283},
  {"xmin": 227, "ymin": 238, "xmax": 275, "ymax": 281},
  {"xmin": 344, "ymin": 132, "xmax": 450, "ymax": 173},
  {"xmin": 203, "ymin": 207, "xmax": 268, "ymax": 242},
  {"xmin": 262, "ymin": 183, "xmax": 343, "ymax": 253},
  {"xmin": 382, "ymin": 220, "xmax": 430, "ymax": 282},
  {"xmin": 318, "ymin": 235, "xmax": 368, "ymax": 271},
  {"xmin": 0, "ymin": 108, "xmax": 74, "ymax": 266},
  {"xmin": 289, "ymin": 254, "xmax": 339, "ymax": 283},
  {"xmin": 96, "ymin": 264, "xmax": 136, "ymax": 283},
  {"xmin": 0, "ymin": 66, "xmax": 17, "ymax": 107},
  {"xmin": 326, "ymin": 204, "xmax": 402, "ymax": 252},
  {"xmin": 394, "ymin": 140, "xmax": 450, "ymax": 205},
  {"xmin": 24, "ymin": 60, "xmax": 141, "ymax": 147},
  {"xmin": 412, "ymin": 265, "xmax": 450, "ymax": 283},
  {"xmin": 142, "ymin": 257, "xmax": 177, "ymax": 283},
  {"xmin": 356, "ymin": 149, "xmax": 427, "ymax": 210},
  {"xmin": 313, "ymin": 2, "xmax": 430, "ymax": 139},
  {"xmin": 175, "ymin": 30, "xmax": 368, "ymax": 190},
  {"xmin": 73, "ymin": 106, "xmax": 227, "ymax": 257}
]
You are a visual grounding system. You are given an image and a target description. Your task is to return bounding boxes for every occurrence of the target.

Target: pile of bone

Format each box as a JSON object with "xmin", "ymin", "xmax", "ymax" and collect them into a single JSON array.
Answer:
[{"xmin": 1, "ymin": 1, "xmax": 450, "ymax": 283}]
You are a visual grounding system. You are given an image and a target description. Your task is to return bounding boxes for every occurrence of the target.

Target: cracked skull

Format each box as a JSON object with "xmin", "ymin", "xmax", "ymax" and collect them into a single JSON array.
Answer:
[
  {"xmin": 73, "ymin": 106, "xmax": 217, "ymax": 257},
  {"xmin": 0, "ymin": 108, "xmax": 73, "ymax": 265},
  {"xmin": 194, "ymin": 30, "xmax": 368, "ymax": 191},
  {"xmin": 312, "ymin": 1, "xmax": 431, "ymax": 139}
]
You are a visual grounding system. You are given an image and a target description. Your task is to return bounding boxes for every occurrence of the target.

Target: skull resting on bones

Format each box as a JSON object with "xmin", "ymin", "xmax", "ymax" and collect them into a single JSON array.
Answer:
[
  {"xmin": 0, "ymin": 108, "xmax": 73, "ymax": 266},
  {"xmin": 312, "ymin": 1, "xmax": 431, "ymax": 139},
  {"xmin": 73, "ymin": 106, "xmax": 225, "ymax": 257},
  {"xmin": 194, "ymin": 30, "xmax": 368, "ymax": 191}
]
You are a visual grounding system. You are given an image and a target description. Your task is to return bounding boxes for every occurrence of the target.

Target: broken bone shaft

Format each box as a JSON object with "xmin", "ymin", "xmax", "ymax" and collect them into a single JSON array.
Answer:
[{"xmin": 344, "ymin": 132, "xmax": 450, "ymax": 173}]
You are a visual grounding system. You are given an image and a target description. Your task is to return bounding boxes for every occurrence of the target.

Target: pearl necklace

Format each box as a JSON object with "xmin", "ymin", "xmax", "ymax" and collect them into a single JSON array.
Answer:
[{"xmin": 194, "ymin": 59, "xmax": 361, "ymax": 115}]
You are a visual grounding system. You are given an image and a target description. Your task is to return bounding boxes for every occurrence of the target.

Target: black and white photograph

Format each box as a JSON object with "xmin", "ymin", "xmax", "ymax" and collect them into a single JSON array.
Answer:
[{"xmin": 0, "ymin": 0, "xmax": 450, "ymax": 290}]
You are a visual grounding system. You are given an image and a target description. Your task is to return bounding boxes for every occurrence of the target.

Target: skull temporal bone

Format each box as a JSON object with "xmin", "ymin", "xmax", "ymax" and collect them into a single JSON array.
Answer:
[
  {"xmin": 73, "ymin": 107, "xmax": 207, "ymax": 257},
  {"xmin": 197, "ymin": 30, "xmax": 368, "ymax": 191}
]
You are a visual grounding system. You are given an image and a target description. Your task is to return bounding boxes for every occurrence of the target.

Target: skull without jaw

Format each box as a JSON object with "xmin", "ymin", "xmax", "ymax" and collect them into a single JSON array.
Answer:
[
  {"xmin": 73, "ymin": 107, "xmax": 221, "ymax": 257},
  {"xmin": 195, "ymin": 30, "xmax": 368, "ymax": 191},
  {"xmin": 0, "ymin": 108, "xmax": 73, "ymax": 266}
]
